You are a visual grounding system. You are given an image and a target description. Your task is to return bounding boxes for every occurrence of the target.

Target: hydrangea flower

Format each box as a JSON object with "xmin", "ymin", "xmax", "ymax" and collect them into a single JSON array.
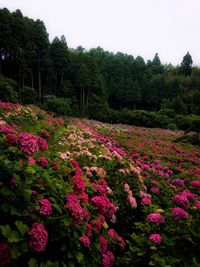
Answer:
[
  {"xmin": 28, "ymin": 223, "xmax": 48, "ymax": 252},
  {"xmin": 149, "ymin": 233, "xmax": 162, "ymax": 244}
]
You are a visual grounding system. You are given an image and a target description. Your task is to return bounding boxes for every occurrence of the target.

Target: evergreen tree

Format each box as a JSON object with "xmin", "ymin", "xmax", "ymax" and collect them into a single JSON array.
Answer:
[{"xmin": 180, "ymin": 52, "xmax": 193, "ymax": 76}]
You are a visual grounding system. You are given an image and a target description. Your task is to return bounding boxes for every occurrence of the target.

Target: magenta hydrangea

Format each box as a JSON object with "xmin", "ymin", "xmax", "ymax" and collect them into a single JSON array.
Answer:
[
  {"xmin": 142, "ymin": 197, "xmax": 152, "ymax": 205},
  {"xmin": 147, "ymin": 213, "xmax": 164, "ymax": 224},
  {"xmin": 38, "ymin": 199, "xmax": 52, "ymax": 216},
  {"xmin": 39, "ymin": 157, "xmax": 49, "ymax": 167},
  {"xmin": 18, "ymin": 132, "xmax": 39, "ymax": 155},
  {"xmin": 99, "ymin": 236, "xmax": 108, "ymax": 254},
  {"xmin": 65, "ymin": 193, "xmax": 84, "ymax": 224},
  {"xmin": 79, "ymin": 235, "xmax": 90, "ymax": 247},
  {"xmin": 0, "ymin": 242, "xmax": 11, "ymax": 267},
  {"xmin": 28, "ymin": 223, "xmax": 48, "ymax": 252},
  {"xmin": 101, "ymin": 250, "xmax": 115, "ymax": 267},
  {"xmin": 37, "ymin": 136, "xmax": 48, "ymax": 151},
  {"xmin": 6, "ymin": 133, "xmax": 18, "ymax": 145},
  {"xmin": 195, "ymin": 201, "xmax": 200, "ymax": 209},
  {"xmin": 149, "ymin": 233, "xmax": 162, "ymax": 244},
  {"xmin": 191, "ymin": 180, "xmax": 200, "ymax": 189},
  {"xmin": 171, "ymin": 207, "xmax": 189, "ymax": 220}
]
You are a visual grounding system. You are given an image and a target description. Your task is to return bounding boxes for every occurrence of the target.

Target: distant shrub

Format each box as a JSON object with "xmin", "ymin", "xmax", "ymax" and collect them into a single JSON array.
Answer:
[
  {"xmin": 0, "ymin": 75, "xmax": 18, "ymax": 102},
  {"xmin": 45, "ymin": 96, "xmax": 72, "ymax": 116}
]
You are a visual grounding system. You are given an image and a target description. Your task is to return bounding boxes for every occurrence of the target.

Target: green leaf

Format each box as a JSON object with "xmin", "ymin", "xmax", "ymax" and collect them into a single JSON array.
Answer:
[
  {"xmin": 76, "ymin": 252, "xmax": 84, "ymax": 264},
  {"xmin": 53, "ymin": 203, "xmax": 62, "ymax": 214},
  {"xmin": 8, "ymin": 230, "xmax": 21, "ymax": 243},
  {"xmin": 28, "ymin": 258, "xmax": 38, "ymax": 267},
  {"xmin": 0, "ymin": 224, "xmax": 11, "ymax": 238},
  {"xmin": 26, "ymin": 166, "xmax": 36, "ymax": 174},
  {"xmin": 11, "ymin": 245, "xmax": 21, "ymax": 259},
  {"xmin": 15, "ymin": 221, "xmax": 29, "ymax": 237}
]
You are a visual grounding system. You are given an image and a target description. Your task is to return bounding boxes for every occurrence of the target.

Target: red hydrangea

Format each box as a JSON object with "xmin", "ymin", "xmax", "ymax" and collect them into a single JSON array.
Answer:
[
  {"xmin": 80, "ymin": 235, "xmax": 90, "ymax": 247},
  {"xmin": 1, "ymin": 124, "xmax": 17, "ymax": 134},
  {"xmin": 28, "ymin": 223, "xmax": 48, "ymax": 252},
  {"xmin": 101, "ymin": 250, "xmax": 115, "ymax": 267},
  {"xmin": 37, "ymin": 136, "xmax": 48, "ymax": 151},
  {"xmin": 38, "ymin": 199, "xmax": 52, "ymax": 216},
  {"xmin": 65, "ymin": 193, "xmax": 84, "ymax": 224},
  {"xmin": 6, "ymin": 133, "xmax": 18, "ymax": 145},
  {"xmin": 191, "ymin": 180, "xmax": 200, "ymax": 189},
  {"xmin": 39, "ymin": 157, "xmax": 49, "ymax": 167},
  {"xmin": 142, "ymin": 197, "xmax": 152, "ymax": 205},
  {"xmin": 149, "ymin": 233, "xmax": 162, "ymax": 244},
  {"xmin": 171, "ymin": 207, "xmax": 189, "ymax": 220},
  {"xmin": 0, "ymin": 242, "xmax": 11, "ymax": 267},
  {"xmin": 99, "ymin": 236, "xmax": 108, "ymax": 254},
  {"xmin": 18, "ymin": 132, "xmax": 39, "ymax": 154},
  {"xmin": 147, "ymin": 213, "xmax": 164, "ymax": 224}
]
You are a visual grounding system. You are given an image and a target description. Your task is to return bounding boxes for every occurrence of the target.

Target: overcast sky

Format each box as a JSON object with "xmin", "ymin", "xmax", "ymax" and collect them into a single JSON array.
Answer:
[{"xmin": 1, "ymin": 0, "xmax": 200, "ymax": 65}]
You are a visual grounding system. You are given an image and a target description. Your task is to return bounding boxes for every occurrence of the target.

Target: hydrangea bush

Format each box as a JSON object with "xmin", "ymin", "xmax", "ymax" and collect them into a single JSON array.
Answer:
[{"xmin": 0, "ymin": 102, "xmax": 200, "ymax": 266}]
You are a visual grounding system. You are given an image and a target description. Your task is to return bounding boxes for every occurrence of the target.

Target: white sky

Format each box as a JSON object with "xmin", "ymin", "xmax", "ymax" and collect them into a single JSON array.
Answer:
[{"xmin": 1, "ymin": 0, "xmax": 200, "ymax": 65}]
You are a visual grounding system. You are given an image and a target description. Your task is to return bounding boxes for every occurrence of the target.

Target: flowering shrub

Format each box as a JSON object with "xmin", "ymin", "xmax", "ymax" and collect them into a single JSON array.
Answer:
[{"xmin": 0, "ymin": 102, "xmax": 200, "ymax": 266}]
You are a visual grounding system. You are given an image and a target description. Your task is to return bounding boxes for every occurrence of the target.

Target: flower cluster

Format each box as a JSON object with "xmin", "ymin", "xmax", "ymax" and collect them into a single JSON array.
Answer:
[
  {"xmin": 149, "ymin": 233, "xmax": 162, "ymax": 244},
  {"xmin": 18, "ymin": 132, "xmax": 48, "ymax": 155},
  {"xmin": 171, "ymin": 207, "xmax": 189, "ymax": 220},
  {"xmin": 147, "ymin": 213, "xmax": 164, "ymax": 224},
  {"xmin": 0, "ymin": 242, "xmax": 11, "ymax": 267},
  {"xmin": 39, "ymin": 199, "xmax": 52, "ymax": 216},
  {"xmin": 65, "ymin": 193, "xmax": 84, "ymax": 224},
  {"xmin": 28, "ymin": 223, "xmax": 48, "ymax": 252}
]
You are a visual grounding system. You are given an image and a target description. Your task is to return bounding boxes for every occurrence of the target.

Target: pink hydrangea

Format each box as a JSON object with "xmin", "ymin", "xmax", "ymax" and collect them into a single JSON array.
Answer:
[
  {"xmin": 117, "ymin": 235, "xmax": 126, "ymax": 249},
  {"xmin": 38, "ymin": 199, "xmax": 52, "ymax": 216},
  {"xmin": 171, "ymin": 207, "xmax": 189, "ymax": 220},
  {"xmin": 124, "ymin": 183, "xmax": 130, "ymax": 192},
  {"xmin": 128, "ymin": 196, "xmax": 137, "ymax": 208},
  {"xmin": 191, "ymin": 180, "xmax": 200, "ymax": 189},
  {"xmin": 80, "ymin": 235, "xmax": 90, "ymax": 247},
  {"xmin": 39, "ymin": 157, "xmax": 49, "ymax": 167},
  {"xmin": 65, "ymin": 194, "xmax": 84, "ymax": 224},
  {"xmin": 142, "ymin": 197, "xmax": 152, "ymax": 205},
  {"xmin": 91, "ymin": 196, "xmax": 108, "ymax": 214},
  {"xmin": 101, "ymin": 250, "xmax": 115, "ymax": 267},
  {"xmin": 18, "ymin": 132, "xmax": 39, "ymax": 155},
  {"xmin": 1, "ymin": 124, "xmax": 17, "ymax": 134},
  {"xmin": 28, "ymin": 157, "xmax": 36, "ymax": 164},
  {"xmin": 172, "ymin": 193, "xmax": 190, "ymax": 209},
  {"xmin": 28, "ymin": 223, "xmax": 48, "ymax": 252},
  {"xmin": 99, "ymin": 178, "xmax": 108, "ymax": 188},
  {"xmin": 150, "ymin": 187, "xmax": 160, "ymax": 194},
  {"xmin": 37, "ymin": 136, "xmax": 48, "ymax": 151},
  {"xmin": 84, "ymin": 222, "xmax": 92, "ymax": 237},
  {"xmin": 170, "ymin": 179, "xmax": 185, "ymax": 187},
  {"xmin": 195, "ymin": 201, "xmax": 200, "ymax": 209},
  {"xmin": 79, "ymin": 192, "xmax": 89, "ymax": 203},
  {"xmin": 73, "ymin": 175, "xmax": 86, "ymax": 193},
  {"xmin": 149, "ymin": 233, "xmax": 162, "ymax": 244},
  {"xmin": 108, "ymin": 229, "xmax": 118, "ymax": 239},
  {"xmin": 147, "ymin": 213, "xmax": 164, "ymax": 224},
  {"xmin": 6, "ymin": 133, "xmax": 18, "ymax": 145},
  {"xmin": 0, "ymin": 242, "xmax": 11, "ymax": 267},
  {"xmin": 99, "ymin": 236, "xmax": 108, "ymax": 254}
]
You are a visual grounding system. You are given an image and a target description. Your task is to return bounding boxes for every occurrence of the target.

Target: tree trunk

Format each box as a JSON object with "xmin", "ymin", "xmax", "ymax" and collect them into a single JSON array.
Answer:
[
  {"xmin": 38, "ymin": 63, "xmax": 42, "ymax": 102},
  {"xmin": 31, "ymin": 68, "xmax": 34, "ymax": 90}
]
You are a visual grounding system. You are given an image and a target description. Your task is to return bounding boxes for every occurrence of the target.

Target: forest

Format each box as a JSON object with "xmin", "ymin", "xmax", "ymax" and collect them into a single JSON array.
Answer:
[{"xmin": 1, "ymin": 8, "xmax": 200, "ymax": 129}]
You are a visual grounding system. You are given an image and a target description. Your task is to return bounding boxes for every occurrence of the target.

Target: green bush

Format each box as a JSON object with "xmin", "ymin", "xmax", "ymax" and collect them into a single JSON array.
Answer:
[
  {"xmin": 0, "ymin": 75, "xmax": 18, "ymax": 102},
  {"xmin": 45, "ymin": 96, "xmax": 72, "ymax": 116}
]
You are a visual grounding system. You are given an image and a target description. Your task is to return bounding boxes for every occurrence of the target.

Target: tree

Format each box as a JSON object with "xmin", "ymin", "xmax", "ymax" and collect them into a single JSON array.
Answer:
[
  {"xmin": 50, "ymin": 36, "xmax": 70, "ymax": 91},
  {"xmin": 180, "ymin": 52, "xmax": 193, "ymax": 76}
]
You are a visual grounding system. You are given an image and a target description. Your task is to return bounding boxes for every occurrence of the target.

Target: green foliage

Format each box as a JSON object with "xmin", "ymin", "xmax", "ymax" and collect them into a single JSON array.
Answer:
[
  {"xmin": 0, "ymin": 75, "xmax": 18, "ymax": 102},
  {"xmin": 180, "ymin": 52, "xmax": 193, "ymax": 76},
  {"xmin": 45, "ymin": 96, "xmax": 72, "ymax": 116}
]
